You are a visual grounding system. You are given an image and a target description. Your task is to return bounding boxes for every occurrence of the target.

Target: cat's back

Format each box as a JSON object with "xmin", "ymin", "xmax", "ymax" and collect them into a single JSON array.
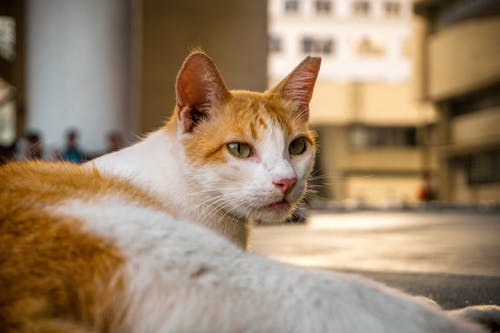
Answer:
[
  {"xmin": 0, "ymin": 161, "xmax": 165, "ymax": 212},
  {"xmin": 0, "ymin": 161, "xmax": 268, "ymax": 333},
  {"xmin": 0, "ymin": 161, "xmax": 169, "ymax": 332},
  {"xmin": 0, "ymin": 162, "xmax": 486, "ymax": 333}
]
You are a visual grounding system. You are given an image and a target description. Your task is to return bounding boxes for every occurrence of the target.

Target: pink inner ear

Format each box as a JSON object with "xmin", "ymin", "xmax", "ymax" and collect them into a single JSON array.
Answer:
[
  {"xmin": 282, "ymin": 65, "xmax": 319, "ymax": 105},
  {"xmin": 178, "ymin": 106, "xmax": 193, "ymax": 132},
  {"xmin": 175, "ymin": 52, "xmax": 231, "ymax": 133},
  {"xmin": 178, "ymin": 106, "xmax": 209, "ymax": 133},
  {"xmin": 175, "ymin": 53, "xmax": 230, "ymax": 111},
  {"xmin": 274, "ymin": 57, "xmax": 321, "ymax": 119}
]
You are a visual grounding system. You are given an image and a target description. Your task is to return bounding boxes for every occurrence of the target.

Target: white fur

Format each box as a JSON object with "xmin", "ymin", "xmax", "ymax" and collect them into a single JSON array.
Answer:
[
  {"xmin": 89, "ymin": 131, "xmax": 187, "ymax": 209},
  {"xmin": 51, "ymin": 194, "xmax": 485, "ymax": 333},
  {"xmin": 89, "ymin": 120, "xmax": 315, "ymax": 246}
]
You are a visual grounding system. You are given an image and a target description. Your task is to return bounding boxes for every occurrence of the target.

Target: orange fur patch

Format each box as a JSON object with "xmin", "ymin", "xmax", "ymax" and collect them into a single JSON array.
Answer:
[
  {"xmin": 166, "ymin": 89, "xmax": 316, "ymax": 166},
  {"xmin": 0, "ymin": 161, "xmax": 167, "ymax": 332}
]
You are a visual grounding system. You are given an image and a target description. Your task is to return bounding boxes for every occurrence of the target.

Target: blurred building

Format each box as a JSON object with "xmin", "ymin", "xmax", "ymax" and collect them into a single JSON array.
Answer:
[
  {"xmin": 413, "ymin": 0, "xmax": 500, "ymax": 204},
  {"xmin": 269, "ymin": 0, "xmax": 436, "ymax": 206},
  {"xmin": 0, "ymin": 0, "xmax": 267, "ymax": 155}
]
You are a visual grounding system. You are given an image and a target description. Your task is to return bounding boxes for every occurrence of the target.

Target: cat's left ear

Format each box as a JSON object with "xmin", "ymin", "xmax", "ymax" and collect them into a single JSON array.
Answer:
[
  {"xmin": 176, "ymin": 52, "xmax": 231, "ymax": 133},
  {"xmin": 269, "ymin": 56, "xmax": 321, "ymax": 121}
]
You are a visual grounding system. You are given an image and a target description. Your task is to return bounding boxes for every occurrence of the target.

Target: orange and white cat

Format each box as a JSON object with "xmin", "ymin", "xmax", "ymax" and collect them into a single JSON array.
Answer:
[
  {"xmin": 90, "ymin": 52, "xmax": 318, "ymax": 249},
  {"xmin": 0, "ymin": 52, "xmax": 494, "ymax": 333}
]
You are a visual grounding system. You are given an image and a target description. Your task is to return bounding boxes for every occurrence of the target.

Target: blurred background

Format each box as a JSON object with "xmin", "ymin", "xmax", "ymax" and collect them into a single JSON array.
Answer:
[
  {"xmin": 0, "ymin": 0, "xmax": 499, "ymax": 308},
  {"xmin": 1, "ymin": 0, "xmax": 499, "ymax": 207}
]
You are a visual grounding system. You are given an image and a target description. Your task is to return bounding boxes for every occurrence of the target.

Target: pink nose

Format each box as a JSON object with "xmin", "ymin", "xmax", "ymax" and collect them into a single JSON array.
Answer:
[{"xmin": 273, "ymin": 177, "xmax": 297, "ymax": 196}]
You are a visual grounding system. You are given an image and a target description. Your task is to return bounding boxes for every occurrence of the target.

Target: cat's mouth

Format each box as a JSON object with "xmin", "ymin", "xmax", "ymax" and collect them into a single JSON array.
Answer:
[{"xmin": 263, "ymin": 199, "xmax": 290, "ymax": 210}]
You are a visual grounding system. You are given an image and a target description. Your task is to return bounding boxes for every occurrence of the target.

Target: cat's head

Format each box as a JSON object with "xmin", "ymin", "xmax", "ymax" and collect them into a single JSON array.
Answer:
[{"xmin": 169, "ymin": 52, "xmax": 320, "ymax": 224}]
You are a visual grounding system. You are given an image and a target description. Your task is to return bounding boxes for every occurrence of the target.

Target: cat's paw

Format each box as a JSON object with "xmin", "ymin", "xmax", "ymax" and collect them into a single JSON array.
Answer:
[{"xmin": 449, "ymin": 305, "xmax": 500, "ymax": 333}]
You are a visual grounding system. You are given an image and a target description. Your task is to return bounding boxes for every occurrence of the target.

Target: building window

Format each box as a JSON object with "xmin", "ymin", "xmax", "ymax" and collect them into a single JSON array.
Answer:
[
  {"xmin": 323, "ymin": 39, "xmax": 334, "ymax": 54},
  {"xmin": 284, "ymin": 0, "xmax": 300, "ymax": 14},
  {"xmin": 301, "ymin": 37, "xmax": 334, "ymax": 55},
  {"xmin": 0, "ymin": 16, "xmax": 15, "ymax": 60},
  {"xmin": 352, "ymin": 0, "xmax": 371, "ymax": 17},
  {"xmin": 384, "ymin": 1, "xmax": 401, "ymax": 17},
  {"xmin": 269, "ymin": 36, "xmax": 283, "ymax": 53},
  {"xmin": 314, "ymin": 0, "xmax": 332, "ymax": 14},
  {"xmin": 349, "ymin": 125, "xmax": 417, "ymax": 149},
  {"xmin": 352, "ymin": 36, "xmax": 386, "ymax": 57},
  {"xmin": 466, "ymin": 149, "xmax": 500, "ymax": 185}
]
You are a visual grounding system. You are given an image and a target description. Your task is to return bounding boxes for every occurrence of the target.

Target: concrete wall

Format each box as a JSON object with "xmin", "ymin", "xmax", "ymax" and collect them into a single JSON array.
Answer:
[
  {"xmin": 360, "ymin": 82, "xmax": 431, "ymax": 125},
  {"xmin": 413, "ymin": 3, "xmax": 500, "ymax": 204},
  {"xmin": 309, "ymin": 82, "xmax": 352, "ymax": 124},
  {"xmin": 308, "ymin": 81, "xmax": 435, "ymax": 126},
  {"xmin": 347, "ymin": 175, "xmax": 421, "ymax": 205},
  {"xmin": 138, "ymin": 0, "xmax": 268, "ymax": 133},
  {"xmin": 341, "ymin": 148, "xmax": 425, "ymax": 172},
  {"xmin": 450, "ymin": 107, "xmax": 500, "ymax": 148},
  {"xmin": 446, "ymin": 107, "xmax": 500, "ymax": 204},
  {"xmin": 315, "ymin": 125, "xmax": 431, "ymax": 203},
  {"xmin": 452, "ymin": 168, "xmax": 500, "ymax": 204},
  {"xmin": 428, "ymin": 18, "xmax": 500, "ymax": 100}
]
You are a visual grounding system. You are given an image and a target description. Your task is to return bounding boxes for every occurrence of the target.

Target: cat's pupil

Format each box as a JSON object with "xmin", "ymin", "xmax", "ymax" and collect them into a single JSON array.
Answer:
[
  {"xmin": 289, "ymin": 137, "xmax": 306, "ymax": 155},
  {"xmin": 227, "ymin": 142, "xmax": 252, "ymax": 158}
]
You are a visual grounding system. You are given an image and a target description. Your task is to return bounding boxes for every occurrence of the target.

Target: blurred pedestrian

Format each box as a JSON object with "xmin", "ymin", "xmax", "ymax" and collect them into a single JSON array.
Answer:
[
  {"xmin": 16, "ymin": 130, "xmax": 44, "ymax": 160},
  {"xmin": 61, "ymin": 129, "xmax": 84, "ymax": 163},
  {"xmin": 418, "ymin": 172, "xmax": 436, "ymax": 202},
  {"xmin": 24, "ymin": 131, "xmax": 44, "ymax": 160},
  {"xmin": 106, "ymin": 130, "xmax": 123, "ymax": 153}
]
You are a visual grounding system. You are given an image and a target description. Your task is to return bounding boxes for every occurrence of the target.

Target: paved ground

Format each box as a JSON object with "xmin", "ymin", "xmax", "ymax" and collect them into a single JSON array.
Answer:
[{"xmin": 250, "ymin": 211, "xmax": 500, "ymax": 309}]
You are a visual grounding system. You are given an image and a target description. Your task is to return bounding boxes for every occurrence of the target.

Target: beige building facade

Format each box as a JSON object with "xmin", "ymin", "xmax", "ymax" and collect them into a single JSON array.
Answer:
[
  {"xmin": 413, "ymin": 0, "xmax": 500, "ymax": 204},
  {"xmin": 311, "ymin": 81, "xmax": 436, "ymax": 206},
  {"xmin": 269, "ymin": 0, "xmax": 436, "ymax": 206}
]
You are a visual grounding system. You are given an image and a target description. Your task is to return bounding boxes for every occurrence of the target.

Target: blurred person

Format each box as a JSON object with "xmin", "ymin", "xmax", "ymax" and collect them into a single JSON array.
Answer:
[
  {"xmin": 86, "ymin": 130, "xmax": 125, "ymax": 160},
  {"xmin": 61, "ymin": 129, "xmax": 84, "ymax": 163},
  {"xmin": 418, "ymin": 171, "xmax": 436, "ymax": 202},
  {"xmin": 15, "ymin": 130, "xmax": 44, "ymax": 160},
  {"xmin": 24, "ymin": 131, "xmax": 44, "ymax": 160},
  {"xmin": 106, "ymin": 130, "xmax": 123, "ymax": 153}
]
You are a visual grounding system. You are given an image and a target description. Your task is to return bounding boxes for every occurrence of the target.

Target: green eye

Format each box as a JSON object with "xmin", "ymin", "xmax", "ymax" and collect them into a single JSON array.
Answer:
[
  {"xmin": 289, "ymin": 137, "xmax": 307, "ymax": 155},
  {"xmin": 227, "ymin": 142, "xmax": 252, "ymax": 158}
]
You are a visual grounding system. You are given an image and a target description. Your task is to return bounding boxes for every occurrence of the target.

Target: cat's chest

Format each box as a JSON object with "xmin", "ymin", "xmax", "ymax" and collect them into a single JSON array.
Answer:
[{"xmin": 51, "ymin": 195, "xmax": 228, "ymax": 264}]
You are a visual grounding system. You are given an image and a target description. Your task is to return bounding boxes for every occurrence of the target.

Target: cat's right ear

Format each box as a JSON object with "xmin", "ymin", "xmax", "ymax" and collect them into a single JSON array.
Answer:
[
  {"xmin": 175, "ymin": 52, "xmax": 231, "ymax": 133},
  {"xmin": 269, "ymin": 56, "xmax": 321, "ymax": 121}
]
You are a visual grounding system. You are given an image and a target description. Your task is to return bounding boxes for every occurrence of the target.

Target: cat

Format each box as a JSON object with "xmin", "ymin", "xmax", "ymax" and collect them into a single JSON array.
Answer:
[
  {"xmin": 0, "ymin": 52, "xmax": 495, "ymax": 333},
  {"xmin": 89, "ymin": 52, "xmax": 319, "ymax": 249}
]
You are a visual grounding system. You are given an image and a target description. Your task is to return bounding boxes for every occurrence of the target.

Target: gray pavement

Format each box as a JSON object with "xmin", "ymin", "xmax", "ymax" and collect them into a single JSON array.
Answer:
[{"xmin": 250, "ymin": 211, "xmax": 500, "ymax": 309}]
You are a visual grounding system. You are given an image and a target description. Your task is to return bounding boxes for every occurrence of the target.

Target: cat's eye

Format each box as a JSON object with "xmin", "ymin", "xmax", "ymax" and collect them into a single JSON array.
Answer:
[
  {"xmin": 227, "ymin": 142, "xmax": 252, "ymax": 158},
  {"xmin": 289, "ymin": 137, "xmax": 307, "ymax": 156}
]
